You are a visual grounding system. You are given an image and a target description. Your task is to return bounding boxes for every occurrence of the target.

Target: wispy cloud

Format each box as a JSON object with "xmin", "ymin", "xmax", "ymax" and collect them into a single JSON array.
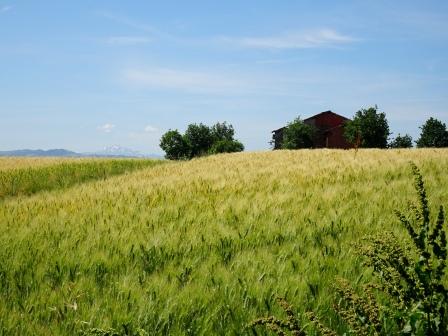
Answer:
[
  {"xmin": 144, "ymin": 125, "xmax": 158, "ymax": 133},
  {"xmin": 123, "ymin": 67, "xmax": 248, "ymax": 94},
  {"xmin": 97, "ymin": 123, "xmax": 116, "ymax": 133},
  {"xmin": 106, "ymin": 36, "xmax": 152, "ymax": 46},
  {"xmin": 100, "ymin": 12, "xmax": 172, "ymax": 40},
  {"xmin": 0, "ymin": 5, "xmax": 12, "ymax": 13},
  {"xmin": 220, "ymin": 29, "xmax": 357, "ymax": 49}
]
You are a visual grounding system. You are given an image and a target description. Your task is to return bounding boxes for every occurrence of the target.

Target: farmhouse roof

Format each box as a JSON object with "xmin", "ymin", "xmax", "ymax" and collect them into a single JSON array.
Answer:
[{"xmin": 272, "ymin": 110, "xmax": 350, "ymax": 133}]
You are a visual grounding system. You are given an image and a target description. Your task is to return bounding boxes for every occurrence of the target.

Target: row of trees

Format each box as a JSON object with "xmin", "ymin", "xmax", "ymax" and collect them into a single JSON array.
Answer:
[
  {"xmin": 160, "ymin": 122, "xmax": 244, "ymax": 160},
  {"xmin": 282, "ymin": 106, "xmax": 448, "ymax": 149}
]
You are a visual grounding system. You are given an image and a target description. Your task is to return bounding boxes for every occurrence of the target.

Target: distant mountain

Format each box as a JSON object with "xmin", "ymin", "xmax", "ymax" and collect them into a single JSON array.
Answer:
[
  {"xmin": 0, "ymin": 149, "xmax": 78, "ymax": 157},
  {"xmin": 0, "ymin": 146, "xmax": 163, "ymax": 159},
  {"xmin": 86, "ymin": 145, "xmax": 146, "ymax": 158}
]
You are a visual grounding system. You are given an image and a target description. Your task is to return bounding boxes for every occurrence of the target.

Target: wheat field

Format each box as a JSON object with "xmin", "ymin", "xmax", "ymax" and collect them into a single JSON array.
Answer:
[{"xmin": 0, "ymin": 149, "xmax": 447, "ymax": 335}]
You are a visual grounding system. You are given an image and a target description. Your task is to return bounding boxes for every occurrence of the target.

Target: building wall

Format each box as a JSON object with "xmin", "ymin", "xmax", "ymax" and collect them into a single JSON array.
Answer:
[
  {"xmin": 304, "ymin": 112, "xmax": 352, "ymax": 149},
  {"xmin": 272, "ymin": 111, "xmax": 352, "ymax": 149}
]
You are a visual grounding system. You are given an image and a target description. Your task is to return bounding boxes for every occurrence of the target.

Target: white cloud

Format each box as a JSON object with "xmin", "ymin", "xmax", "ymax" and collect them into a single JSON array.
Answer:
[
  {"xmin": 221, "ymin": 29, "xmax": 356, "ymax": 50},
  {"xmin": 0, "ymin": 5, "xmax": 12, "ymax": 13},
  {"xmin": 144, "ymin": 125, "xmax": 158, "ymax": 133},
  {"xmin": 97, "ymin": 123, "xmax": 116, "ymax": 133},
  {"xmin": 123, "ymin": 67, "xmax": 248, "ymax": 94},
  {"xmin": 106, "ymin": 36, "xmax": 151, "ymax": 46}
]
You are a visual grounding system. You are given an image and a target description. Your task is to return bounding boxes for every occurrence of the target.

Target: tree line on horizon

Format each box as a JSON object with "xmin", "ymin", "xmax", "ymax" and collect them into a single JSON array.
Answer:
[
  {"xmin": 282, "ymin": 106, "xmax": 448, "ymax": 150},
  {"xmin": 159, "ymin": 106, "xmax": 448, "ymax": 160}
]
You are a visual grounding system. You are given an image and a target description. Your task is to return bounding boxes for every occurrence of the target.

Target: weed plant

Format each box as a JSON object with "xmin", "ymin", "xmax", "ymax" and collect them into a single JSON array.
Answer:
[{"xmin": 251, "ymin": 162, "xmax": 448, "ymax": 335}]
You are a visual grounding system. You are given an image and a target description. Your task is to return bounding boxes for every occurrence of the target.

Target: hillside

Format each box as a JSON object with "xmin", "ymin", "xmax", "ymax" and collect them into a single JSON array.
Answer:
[{"xmin": 0, "ymin": 149, "xmax": 447, "ymax": 335}]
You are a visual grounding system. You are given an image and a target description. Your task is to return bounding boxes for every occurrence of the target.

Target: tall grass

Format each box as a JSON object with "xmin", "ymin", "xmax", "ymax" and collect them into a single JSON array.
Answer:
[
  {"xmin": 0, "ymin": 159, "xmax": 165, "ymax": 199},
  {"xmin": 0, "ymin": 149, "xmax": 447, "ymax": 335}
]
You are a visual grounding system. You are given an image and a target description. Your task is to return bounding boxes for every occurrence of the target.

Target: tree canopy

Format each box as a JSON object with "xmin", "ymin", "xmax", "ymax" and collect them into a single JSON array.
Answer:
[
  {"xmin": 416, "ymin": 117, "xmax": 448, "ymax": 148},
  {"xmin": 160, "ymin": 122, "xmax": 244, "ymax": 160},
  {"xmin": 389, "ymin": 134, "xmax": 413, "ymax": 148},
  {"xmin": 281, "ymin": 117, "xmax": 316, "ymax": 149},
  {"xmin": 344, "ymin": 106, "xmax": 390, "ymax": 148}
]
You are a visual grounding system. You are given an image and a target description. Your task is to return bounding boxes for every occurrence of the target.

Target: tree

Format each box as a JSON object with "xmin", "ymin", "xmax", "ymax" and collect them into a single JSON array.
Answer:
[
  {"xmin": 416, "ymin": 117, "xmax": 448, "ymax": 148},
  {"xmin": 209, "ymin": 139, "xmax": 244, "ymax": 154},
  {"xmin": 160, "ymin": 121, "xmax": 244, "ymax": 160},
  {"xmin": 184, "ymin": 123, "xmax": 214, "ymax": 158},
  {"xmin": 389, "ymin": 133, "xmax": 413, "ymax": 148},
  {"xmin": 211, "ymin": 122, "xmax": 234, "ymax": 142},
  {"xmin": 344, "ymin": 106, "xmax": 390, "ymax": 148},
  {"xmin": 159, "ymin": 130, "xmax": 189, "ymax": 160},
  {"xmin": 281, "ymin": 117, "xmax": 316, "ymax": 149}
]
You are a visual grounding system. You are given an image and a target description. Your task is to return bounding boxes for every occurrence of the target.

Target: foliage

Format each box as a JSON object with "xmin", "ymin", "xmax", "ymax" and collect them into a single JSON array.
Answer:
[
  {"xmin": 159, "ymin": 129, "xmax": 190, "ymax": 160},
  {"xmin": 251, "ymin": 162, "xmax": 448, "ymax": 335},
  {"xmin": 281, "ymin": 117, "xmax": 316, "ymax": 149},
  {"xmin": 184, "ymin": 123, "xmax": 214, "ymax": 158},
  {"xmin": 1, "ymin": 151, "xmax": 448, "ymax": 335},
  {"xmin": 0, "ymin": 159, "xmax": 162, "ymax": 199},
  {"xmin": 416, "ymin": 117, "xmax": 448, "ymax": 148},
  {"xmin": 209, "ymin": 139, "xmax": 244, "ymax": 154},
  {"xmin": 160, "ymin": 122, "xmax": 244, "ymax": 160},
  {"xmin": 389, "ymin": 134, "xmax": 413, "ymax": 148},
  {"xmin": 211, "ymin": 122, "xmax": 235, "ymax": 142},
  {"xmin": 344, "ymin": 106, "xmax": 390, "ymax": 148},
  {"xmin": 249, "ymin": 297, "xmax": 307, "ymax": 335}
]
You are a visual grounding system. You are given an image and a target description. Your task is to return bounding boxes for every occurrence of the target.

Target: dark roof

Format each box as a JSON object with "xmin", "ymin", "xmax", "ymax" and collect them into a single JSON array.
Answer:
[
  {"xmin": 272, "ymin": 110, "xmax": 350, "ymax": 133},
  {"xmin": 303, "ymin": 110, "xmax": 350, "ymax": 122}
]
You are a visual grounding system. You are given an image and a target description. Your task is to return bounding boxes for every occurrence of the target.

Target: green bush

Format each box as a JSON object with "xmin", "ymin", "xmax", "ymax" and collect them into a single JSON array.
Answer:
[{"xmin": 209, "ymin": 139, "xmax": 244, "ymax": 154}]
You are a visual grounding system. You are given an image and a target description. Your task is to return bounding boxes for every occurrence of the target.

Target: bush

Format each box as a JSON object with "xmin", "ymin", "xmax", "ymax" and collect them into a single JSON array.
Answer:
[
  {"xmin": 389, "ymin": 133, "xmax": 413, "ymax": 148},
  {"xmin": 209, "ymin": 140, "xmax": 244, "ymax": 154},
  {"xmin": 160, "ymin": 122, "xmax": 244, "ymax": 160},
  {"xmin": 416, "ymin": 117, "xmax": 448, "ymax": 148},
  {"xmin": 159, "ymin": 130, "xmax": 189, "ymax": 160},
  {"xmin": 184, "ymin": 123, "xmax": 214, "ymax": 158},
  {"xmin": 344, "ymin": 106, "xmax": 390, "ymax": 148},
  {"xmin": 281, "ymin": 117, "xmax": 316, "ymax": 149}
]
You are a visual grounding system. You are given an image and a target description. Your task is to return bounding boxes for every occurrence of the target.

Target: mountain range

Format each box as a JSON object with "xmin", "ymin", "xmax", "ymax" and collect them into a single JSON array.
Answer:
[{"xmin": 0, "ymin": 146, "xmax": 163, "ymax": 158}]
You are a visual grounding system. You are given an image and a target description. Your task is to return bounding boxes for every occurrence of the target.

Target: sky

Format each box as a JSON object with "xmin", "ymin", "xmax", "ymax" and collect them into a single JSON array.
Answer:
[{"xmin": 1, "ymin": 0, "xmax": 447, "ymax": 154}]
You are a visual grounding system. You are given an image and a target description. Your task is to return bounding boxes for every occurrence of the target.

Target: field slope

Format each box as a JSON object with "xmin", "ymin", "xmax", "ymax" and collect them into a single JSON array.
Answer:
[{"xmin": 0, "ymin": 149, "xmax": 447, "ymax": 335}]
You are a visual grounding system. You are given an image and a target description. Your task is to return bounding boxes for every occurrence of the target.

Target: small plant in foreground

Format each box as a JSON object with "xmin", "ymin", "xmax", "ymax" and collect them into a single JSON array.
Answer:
[{"xmin": 250, "ymin": 163, "xmax": 447, "ymax": 335}]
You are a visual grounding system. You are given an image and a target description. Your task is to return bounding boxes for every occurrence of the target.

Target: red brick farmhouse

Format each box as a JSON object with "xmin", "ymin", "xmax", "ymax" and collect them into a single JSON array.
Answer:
[{"xmin": 272, "ymin": 111, "xmax": 352, "ymax": 149}]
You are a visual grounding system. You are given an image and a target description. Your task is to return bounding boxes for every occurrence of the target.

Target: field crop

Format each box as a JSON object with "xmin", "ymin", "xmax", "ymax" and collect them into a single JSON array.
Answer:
[
  {"xmin": 0, "ymin": 158, "xmax": 165, "ymax": 199},
  {"xmin": 0, "ymin": 149, "xmax": 447, "ymax": 335}
]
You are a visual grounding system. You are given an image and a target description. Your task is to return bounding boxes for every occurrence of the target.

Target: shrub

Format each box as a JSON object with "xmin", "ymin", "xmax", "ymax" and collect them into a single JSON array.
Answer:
[
  {"xmin": 281, "ymin": 117, "xmax": 316, "ymax": 149},
  {"xmin": 209, "ymin": 139, "xmax": 244, "ymax": 154},
  {"xmin": 416, "ymin": 117, "xmax": 448, "ymax": 148},
  {"xmin": 160, "ymin": 122, "xmax": 244, "ymax": 160},
  {"xmin": 159, "ymin": 130, "xmax": 190, "ymax": 160},
  {"xmin": 344, "ymin": 106, "xmax": 390, "ymax": 148},
  {"xmin": 389, "ymin": 134, "xmax": 413, "ymax": 148},
  {"xmin": 184, "ymin": 123, "xmax": 214, "ymax": 158}
]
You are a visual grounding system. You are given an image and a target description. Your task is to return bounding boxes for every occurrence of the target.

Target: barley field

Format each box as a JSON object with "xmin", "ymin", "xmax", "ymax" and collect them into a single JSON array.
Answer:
[
  {"xmin": 0, "ymin": 149, "xmax": 447, "ymax": 335},
  {"xmin": 0, "ymin": 158, "xmax": 165, "ymax": 199}
]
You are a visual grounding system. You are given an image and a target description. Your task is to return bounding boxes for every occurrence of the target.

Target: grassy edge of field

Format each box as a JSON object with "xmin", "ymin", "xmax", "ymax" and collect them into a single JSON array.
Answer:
[{"xmin": 0, "ymin": 158, "xmax": 167, "ymax": 200}]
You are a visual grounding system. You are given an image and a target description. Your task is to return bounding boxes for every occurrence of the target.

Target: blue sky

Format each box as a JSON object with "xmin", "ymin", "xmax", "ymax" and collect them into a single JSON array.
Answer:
[{"xmin": 1, "ymin": 1, "xmax": 447, "ymax": 154}]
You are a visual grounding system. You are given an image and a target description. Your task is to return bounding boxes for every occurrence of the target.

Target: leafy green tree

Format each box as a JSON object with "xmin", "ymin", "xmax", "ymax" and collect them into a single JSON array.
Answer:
[
  {"xmin": 416, "ymin": 117, "xmax": 448, "ymax": 148},
  {"xmin": 209, "ymin": 139, "xmax": 244, "ymax": 154},
  {"xmin": 160, "ymin": 122, "xmax": 244, "ymax": 159},
  {"xmin": 389, "ymin": 133, "xmax": 413, "ymax": 148},
  {"xmin": 184, "ymin": 123, "xmax": 214, "ymax": 158},
  {"xmin": 159, "ymin": 130, "xmax": 189, "ymax": 160},
  {"xmin": 344, "ymin": 106, "xmax": 390, "ymax": 148},
  {"xmin": 281, "ymin": 117, "xmax": 316, "ymax": 149},
  {"xmin": 211, "ymin": 122, "xmax": 235, "ymax": 142}
]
